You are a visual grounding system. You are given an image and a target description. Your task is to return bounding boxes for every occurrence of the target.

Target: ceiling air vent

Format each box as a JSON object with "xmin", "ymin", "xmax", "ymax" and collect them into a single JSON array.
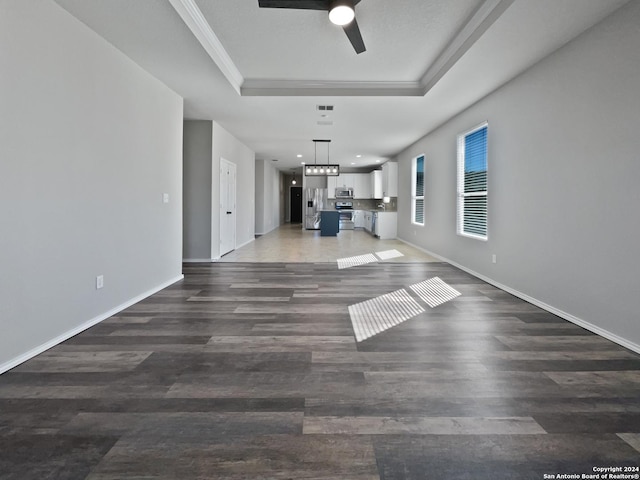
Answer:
[
  {"xmin": 317, "ymin": 105, "xmax": 334, "ymax": 111},
  {"xmin": 317, "ymin": 121, "xmax": 334, "ymax": 126}
]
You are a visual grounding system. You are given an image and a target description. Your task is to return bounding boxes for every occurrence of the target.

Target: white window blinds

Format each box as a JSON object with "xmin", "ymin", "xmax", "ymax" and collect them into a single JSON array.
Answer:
[
  {"xmin": 412, "ymin": 155, "xmax": 425, "ymax": 225},
  {"xmin": 457, "ymin": 123, "xmax": 488, "ymax": 240}
]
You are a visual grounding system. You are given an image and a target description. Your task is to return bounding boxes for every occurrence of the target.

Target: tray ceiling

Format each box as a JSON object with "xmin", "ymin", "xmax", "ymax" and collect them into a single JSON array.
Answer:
[{"xmin": 54, "ymin": 0, "xmax": 630, "ymax": 170}]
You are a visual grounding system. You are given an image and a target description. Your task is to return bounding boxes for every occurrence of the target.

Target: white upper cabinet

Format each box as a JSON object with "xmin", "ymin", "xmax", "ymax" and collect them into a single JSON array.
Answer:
[
  {"xmin": 382, "ymin": 162, "xmax": 398, "ymax": 197},
  {"xmin": 353, "ymin": 173, "xmax": 371, "ymax": 199},
  {"xmin": 327, "ymin": 176, "xmax": 337, "ymax": 198},
  {"xmin": 337, "ymin": 173, "xmax": 354, "ymax": 189},
  {"xmin": 329, "ymin": 172, "xmax": 378, "ymax": 199},
  {"xmin": 370, "ymin": 170, "xmax": 383, "ymax": 199}
]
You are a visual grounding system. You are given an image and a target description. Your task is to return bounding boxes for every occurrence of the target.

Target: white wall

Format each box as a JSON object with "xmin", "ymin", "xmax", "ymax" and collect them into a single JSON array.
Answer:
[
  {"xmin": 183, "ymin": 121, "xmax": 212, "ymax": 260},
  {"xmin": 211, "ymin": 121, "xmax": 255, "ymax": 259},
  {"xmin": 255, "ymin": 160, "xmax": 266, "ymax": 233},
  {"xmin": 0, "ymin": 0, "xmax": 184, "ymax": 371},
  {"xmin": 396, "ymin": 1, "xmax": 640, "ymax": 351},
  {"xmin": 255, "ymin": 159, "xmax": 282, "ymax": 235},
  {"xmin": 182, "ymin": 121, "xmax": 255, "ymax": 260}
]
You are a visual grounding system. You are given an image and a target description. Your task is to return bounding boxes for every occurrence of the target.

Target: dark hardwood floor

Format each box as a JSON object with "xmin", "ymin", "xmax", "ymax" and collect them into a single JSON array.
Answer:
[{"xmin": 1, "ymin": 262, "xmax": 639, "ymax": 479}]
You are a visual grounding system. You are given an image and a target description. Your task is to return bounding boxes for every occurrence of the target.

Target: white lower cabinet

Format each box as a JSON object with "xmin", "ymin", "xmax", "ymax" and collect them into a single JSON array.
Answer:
[
  {"xmin": 363, "ymin": 211, "xmax": 373, "ymax": 233},
  {"xmin": 360, "ymin": 210, "xmax": 396, "ymax": 238},
  {"xmin": 354, "ymin": 210, "xmax": 365, "ymax": 229},
  {"xmin": 374, "ymin": 212, "xmax": 398, "ymax": 239}
]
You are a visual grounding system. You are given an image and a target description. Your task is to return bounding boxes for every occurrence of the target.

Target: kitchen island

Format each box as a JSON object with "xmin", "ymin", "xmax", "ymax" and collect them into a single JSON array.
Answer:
[{"xmin": 320, "ymin": 210, "xmax": 339, "ymax": 236}]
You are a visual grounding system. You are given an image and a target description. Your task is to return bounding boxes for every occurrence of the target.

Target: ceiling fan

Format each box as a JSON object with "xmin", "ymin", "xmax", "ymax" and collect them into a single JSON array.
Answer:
[{"xmin": 258, "ymin": 0, "xmax": 366, "ymax": 54}]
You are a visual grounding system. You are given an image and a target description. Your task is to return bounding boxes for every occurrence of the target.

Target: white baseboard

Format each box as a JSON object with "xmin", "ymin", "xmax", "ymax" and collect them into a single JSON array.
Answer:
[
  {"xmin": 236, "ymin": 237, "xmax": 255, "ymax": 249},
  {"xmin": 183, "ymin": 258, "xmax": 213, "ymax": 263},
  {"xmin": 399, "ymin": 237, "xmax": 640, "ymax": 355},
  {"xmin": 255, "ymin": 225, "xmax": 278, "ymax": 237},
  {"xmin": 0, "ymin": 274, "xmax": 184, "ymax": 375},
  {"xmin": 212, "ymin": 238, "xmax": 255, "ymax": 262}
]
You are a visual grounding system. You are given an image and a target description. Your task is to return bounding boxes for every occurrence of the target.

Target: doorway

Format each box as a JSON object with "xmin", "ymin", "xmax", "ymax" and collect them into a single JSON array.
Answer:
[
  {"xmin": 290, "ymin": 186, "xmax": 302, "ymax": 223},
  {"xmin": 219, "ymin": 158, "xmax": 236, "ymax": 256}
]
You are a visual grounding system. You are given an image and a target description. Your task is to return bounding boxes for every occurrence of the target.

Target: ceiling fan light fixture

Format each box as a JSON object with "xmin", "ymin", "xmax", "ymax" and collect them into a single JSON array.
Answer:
[
  {"xmin": 259, "ymin": 0, "xmax": 365, "ymax": 54},
  {"xmin": 329, "ymin": 5, "xmax": 355, "ymax": 26}
]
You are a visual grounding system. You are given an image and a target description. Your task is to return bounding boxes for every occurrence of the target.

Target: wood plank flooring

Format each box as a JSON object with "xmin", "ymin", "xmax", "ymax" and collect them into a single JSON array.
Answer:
[{"xmin": 1, "ymin": 261, "xmax": 639, "ymax": 479}]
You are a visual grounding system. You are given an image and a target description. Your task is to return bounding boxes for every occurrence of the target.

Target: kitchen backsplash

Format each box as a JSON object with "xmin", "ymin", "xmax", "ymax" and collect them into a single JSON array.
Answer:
[{"xmin": 327, "ymin": 198, "xmax": 397, "ymax": 212}]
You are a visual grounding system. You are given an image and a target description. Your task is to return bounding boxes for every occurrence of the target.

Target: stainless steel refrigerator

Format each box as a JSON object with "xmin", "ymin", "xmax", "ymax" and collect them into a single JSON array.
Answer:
[{"xmin": 304, "ymin": 188, "xmax": 328, "ymax": 230}]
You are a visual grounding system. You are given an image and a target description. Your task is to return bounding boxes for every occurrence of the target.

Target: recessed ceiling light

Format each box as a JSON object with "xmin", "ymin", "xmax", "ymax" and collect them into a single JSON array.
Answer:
[
  {"xmin": 356, "ymin": 155, "xmax": 362, "ymax": 158},
  {"xmin": 351, "ymin": 162, "xmax": 356, "ymax": 165},
  {"xmin": 375, "ymin": 160, "xmax": 381, "ymax": 163},
  {"xmin": 301, "ymin": 162, "xmax": 306, "ymax": 165},
  {"xmin": 297, "ymin": 154, "xmax": 303, "ymax": 158}
]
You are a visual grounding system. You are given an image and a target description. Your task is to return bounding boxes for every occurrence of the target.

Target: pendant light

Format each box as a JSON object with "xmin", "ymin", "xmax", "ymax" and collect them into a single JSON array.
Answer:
[{"xmin": 304, "ymin": 139, "xmax": 340, "ymax": 176}]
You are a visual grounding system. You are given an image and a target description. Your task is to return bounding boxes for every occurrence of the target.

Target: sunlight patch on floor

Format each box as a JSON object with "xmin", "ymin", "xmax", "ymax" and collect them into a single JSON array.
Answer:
[
  {"xmin": 337, "ymin": 253, "xmax": 378, "ymax": 270},
  {"xmin": 410, "ymin": 277, "xmax": 462, "ymax": 308},
  {"xmin": 375, "ymin": 249, "xmax": 404, "ymax": 260},
  {"xmin": 348, "ymin": 289, "xmax": 425, "ymax": 342}
]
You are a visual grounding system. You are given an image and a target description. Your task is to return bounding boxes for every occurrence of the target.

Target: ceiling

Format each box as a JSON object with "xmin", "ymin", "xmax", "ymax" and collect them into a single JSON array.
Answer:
[{"xmin": 54, "ymin": 0, "xmax": 629, "ymax": 172}]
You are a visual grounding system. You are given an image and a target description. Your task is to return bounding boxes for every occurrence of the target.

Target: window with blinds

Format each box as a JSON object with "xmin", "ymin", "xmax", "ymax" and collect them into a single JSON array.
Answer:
[
  {"xmin": 412, "ymin": 155, "xmax": 425, "ymax": 225},
  {"xmin": 457, "ymin": 123, "xmax": 488, "ymax": 240}
]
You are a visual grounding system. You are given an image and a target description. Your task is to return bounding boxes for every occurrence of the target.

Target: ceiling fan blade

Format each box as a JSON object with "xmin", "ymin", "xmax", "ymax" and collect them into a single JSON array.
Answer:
[
  {"xmin": 258, "ymin": 0, "xmax": 330, "ymax": 10},
  {"xmin": 343, "ymin": 17, "xmax": 366, "ymax": 54}
]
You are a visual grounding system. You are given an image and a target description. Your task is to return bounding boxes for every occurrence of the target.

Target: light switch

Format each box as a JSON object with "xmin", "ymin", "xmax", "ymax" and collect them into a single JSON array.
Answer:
[{"xmin": 163, "ymin": 193, "xmax": 169, "ymax": 203}]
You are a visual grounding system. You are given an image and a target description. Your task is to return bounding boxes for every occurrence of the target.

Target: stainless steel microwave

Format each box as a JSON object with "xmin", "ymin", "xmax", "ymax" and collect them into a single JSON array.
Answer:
[{"xmin": 335, "ymin": 188, "xmax": 353, "ymax": 198}]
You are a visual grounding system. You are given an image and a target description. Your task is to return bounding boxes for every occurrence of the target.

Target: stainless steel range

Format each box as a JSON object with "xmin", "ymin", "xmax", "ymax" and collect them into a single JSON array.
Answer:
[{"xmin": 335, "ymin": 201, "xmax": 354, "ymax": 230}]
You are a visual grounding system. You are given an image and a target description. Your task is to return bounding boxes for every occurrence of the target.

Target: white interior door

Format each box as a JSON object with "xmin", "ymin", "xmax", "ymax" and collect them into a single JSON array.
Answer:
[{"xmin": 220, "ymin": 158, "xmax": 236, "ymax": 256}]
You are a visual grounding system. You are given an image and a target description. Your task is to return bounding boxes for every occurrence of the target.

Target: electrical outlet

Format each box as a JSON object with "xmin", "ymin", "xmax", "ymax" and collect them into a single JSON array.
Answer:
[
  {"xmin": 96, "ymin": 275, "xmax": 104, "ymax": 289},
  {"xmin": 492, "ymin": 254, "xmax": 497, "ymax": 264}
]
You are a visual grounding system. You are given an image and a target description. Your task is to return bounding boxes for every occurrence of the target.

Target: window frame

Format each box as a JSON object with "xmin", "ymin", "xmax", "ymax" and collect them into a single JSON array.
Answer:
[
  {"xmin": 411, "ymin": 154, "xmax": 425, "ymax": 226},
  {"xmin": 456, "ymin": 122, "xmax": 488, "ymax": 241}
]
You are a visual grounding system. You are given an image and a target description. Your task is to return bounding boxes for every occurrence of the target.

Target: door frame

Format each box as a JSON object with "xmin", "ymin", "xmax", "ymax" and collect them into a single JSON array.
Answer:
[
  {"xmin": 290, "ymin": 185, "xmax": 303, "ymax": 223},
  {"xmin": 219, "ymin": 157, "xmax": 236, "ymax": 257}
]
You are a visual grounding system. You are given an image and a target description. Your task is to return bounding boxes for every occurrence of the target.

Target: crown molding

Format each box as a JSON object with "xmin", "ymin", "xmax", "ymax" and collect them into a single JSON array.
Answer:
[
  {"xmin": 168, "ymin": 0, "xmax": 244, "ymax": 95},
  {"xmin": 241, "ymin": 79, "xmax": 424, "ymax": 97},
  {"xmin": 170, "ymin": 0, "xmax": 513, "ymax": 98},
  {"xmin": 419, "ymin": 0, "xmax": 516, "ymax": 94}
]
